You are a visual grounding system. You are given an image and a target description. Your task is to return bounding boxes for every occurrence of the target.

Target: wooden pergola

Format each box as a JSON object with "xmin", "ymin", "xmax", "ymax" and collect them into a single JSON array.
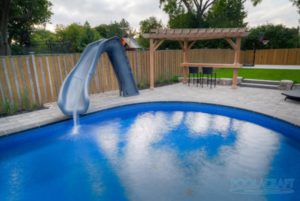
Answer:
[{"xmin": 143, "ymin": 28, "xmax": 249, "ymax": 89}]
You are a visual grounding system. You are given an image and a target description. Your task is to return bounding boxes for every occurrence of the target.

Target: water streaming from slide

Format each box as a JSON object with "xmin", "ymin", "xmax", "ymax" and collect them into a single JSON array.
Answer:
[
  {"xmin": 71, "ymin": 77, "xmax": 83, "ymax": 134},
  {"xmin": 72, "ymin": 110, "xmax": 79, "ymax": 134}
]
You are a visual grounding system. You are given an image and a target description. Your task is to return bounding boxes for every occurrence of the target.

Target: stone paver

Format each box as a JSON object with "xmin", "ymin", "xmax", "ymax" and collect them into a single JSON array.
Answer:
[{"xmin": 0, "ymin": 83, "xmax": 300, "ymax": 136}]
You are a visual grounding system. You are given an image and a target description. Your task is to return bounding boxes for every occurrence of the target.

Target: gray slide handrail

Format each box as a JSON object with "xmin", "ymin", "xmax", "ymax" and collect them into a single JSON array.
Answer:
[{"xmin": 58, "ymin": 37, "xmax": 139, "ymax": 116}]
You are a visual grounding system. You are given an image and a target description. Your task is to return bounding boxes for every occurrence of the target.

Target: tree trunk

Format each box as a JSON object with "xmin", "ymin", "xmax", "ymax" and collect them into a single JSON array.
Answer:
[
  {"xmin": 0, "ymin": 0, "xmax": 11, "ymax": 55},
  {"xmin": 196, "ymin": 0, "xmax": 216, "ymax": 21}
]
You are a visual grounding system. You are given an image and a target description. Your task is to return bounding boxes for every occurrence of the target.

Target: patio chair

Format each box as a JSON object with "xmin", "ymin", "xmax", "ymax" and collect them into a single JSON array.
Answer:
[
  {"xmin": 188, "ymin": 67, "xmax": 200, "ymax": 87},
  {"xmin": 282, "ymin": 85, "xmax": 300, "ymax": 101},
  {"xmin": 201, "ymin": 67, "xmax": 216, "ymax": 88}
]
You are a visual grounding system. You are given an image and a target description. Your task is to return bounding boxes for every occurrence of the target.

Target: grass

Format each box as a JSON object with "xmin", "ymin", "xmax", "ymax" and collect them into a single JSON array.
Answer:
[{"xmin": 215, "ymin": 69, "xmax": 300, "ymax": 83}]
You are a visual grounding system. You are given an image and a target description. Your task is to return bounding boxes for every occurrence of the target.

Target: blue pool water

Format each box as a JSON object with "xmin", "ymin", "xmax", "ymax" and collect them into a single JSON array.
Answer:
[{"xmin": 0, "ymin": 102, "xmax": 300, "ymax": 201}]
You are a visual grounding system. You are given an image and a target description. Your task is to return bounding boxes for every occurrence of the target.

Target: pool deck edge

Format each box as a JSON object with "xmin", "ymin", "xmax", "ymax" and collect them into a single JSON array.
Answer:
[{"xmin": 1, "ymin": 84, "xmax": 300, "ymax": 137}]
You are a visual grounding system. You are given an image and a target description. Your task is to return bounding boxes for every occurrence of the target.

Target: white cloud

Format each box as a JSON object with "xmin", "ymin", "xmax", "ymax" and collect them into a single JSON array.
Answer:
[
  {"xmin": 245, "ymin": 0, "xmax": 299, "ymax": 28},
  {"xmin": 46, "ymin": 0, "xmax": 299, "ymax": 32},
  {"xmin": 47, "ymin": 0, "xmax": 169, "ymax": 31}
]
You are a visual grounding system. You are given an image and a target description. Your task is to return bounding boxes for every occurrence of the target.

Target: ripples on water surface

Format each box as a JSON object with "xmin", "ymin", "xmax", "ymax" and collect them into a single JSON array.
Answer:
[{"xmin": 0, "ymin": 102, "xmax": 299, "ymax": 201}]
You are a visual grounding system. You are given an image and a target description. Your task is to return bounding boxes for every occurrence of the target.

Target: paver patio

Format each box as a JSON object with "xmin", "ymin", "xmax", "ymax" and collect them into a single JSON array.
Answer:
[{"xmin": 0, "ymin": 83, "xmax": 300, "ymax": 136}]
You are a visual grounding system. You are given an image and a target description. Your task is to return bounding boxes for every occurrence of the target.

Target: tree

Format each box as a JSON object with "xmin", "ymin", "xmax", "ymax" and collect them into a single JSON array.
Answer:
[
  {"xmin": 56, "ymin": 22, "xmax": 100, "ymax": 52},
  {"xmin": 56, "ymin": 23, "xmax": 84, "ymax": 52},
  {"xmin": 140, "ymin": 17, "xmax": 163, "ymax": 33},
  {"xmin": 0, "ymin": 0, "xmax": 12, "ymax": 55},
  {"xmin": 160, "ymin": 0, "xmax": 215, "ymax": 27},
  {"xmin": 169, "ymin": 12, "xmax": 199, "ymax": 28},
  {"xmin": 95, "ymin": 18, "xmax": 132, "ymax": 38},
  {"xmin": 30, "ymin": 28, "xmax": 56, "ymax": 45},
  {"xmin": 290, "ymin": 0, "xmax": 300, "ymax": 13},
  {"xmin": 159, "ymin": 0, "xmax": 262, "ymax": 27},
  {"xmin": 137, "ymin": 17, "xmax": 163, "ymax": 48},
  {"xmin": 203, "ymin": 0, "xmax": 248, "ymax": 49},
  {"xmin": 26, "ymin": 28, "xmax": 56, "ymax": 53},
  {"xmin": 207, "ymin": 0, "xmax": 247, "ymax": 28},
  {"xmin": 243, "ymin": 24, "xmax": 299, "ymax": 49},
  {"xmin": 0, "ymin": 0, "xmax": 52, "ymax": 55},
  {"xmin": 119, "ymin": 18, "xmax": 131, "ymax": 36},
  {"xmin": 82, "ymin": 22, "xmax": 100, "ymax": 46}
]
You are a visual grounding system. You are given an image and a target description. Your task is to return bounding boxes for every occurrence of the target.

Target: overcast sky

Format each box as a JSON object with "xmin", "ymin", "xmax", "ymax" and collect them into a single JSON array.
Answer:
[{"xmin": 46, "ymin": 0, "xmax": 299, "ymax": 32}]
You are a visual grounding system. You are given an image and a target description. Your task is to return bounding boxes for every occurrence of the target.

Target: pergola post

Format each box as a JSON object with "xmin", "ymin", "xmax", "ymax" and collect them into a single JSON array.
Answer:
[
  {"xmin": 149, "ymin": 39, "xmax": 155, "ymax": 89},
  {"xmin": 149, "ymin": 39, "xmax": 164, "ymax": 89},
  {"xmin": 182, "ymin": 40, "xmax": 189, "ymax": 83},
  {"xmin": 226, "ymin": 37, "xmax": 241, "ymax": 89},
  {"xmin": 232, "ymin": 37, "xmax": 241, "ymax": 89}
]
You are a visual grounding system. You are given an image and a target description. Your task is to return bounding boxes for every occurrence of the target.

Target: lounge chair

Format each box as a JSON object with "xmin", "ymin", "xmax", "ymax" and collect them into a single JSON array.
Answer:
[{"xmin": 282, "ymin": 85, "xmax": 300, "ymax": 101}]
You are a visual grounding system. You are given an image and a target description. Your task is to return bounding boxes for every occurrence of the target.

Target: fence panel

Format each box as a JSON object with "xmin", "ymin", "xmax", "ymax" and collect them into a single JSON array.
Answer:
[
  {"xmin": 248, "ymin": 48, "xmax": 300, "ymax": 65},
  {"xmin": 1, "ymin": 48, "xmax": 300, "ymax": 112}
]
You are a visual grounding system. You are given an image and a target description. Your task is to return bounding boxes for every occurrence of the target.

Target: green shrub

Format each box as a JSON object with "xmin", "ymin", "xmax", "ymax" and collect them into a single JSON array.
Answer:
[
  {"xmin": 138, "ymin": 80, "xmax": 150, "ymax": 89},
  {"xmin": 0, "ymin": 92, "xmax": 42, "ymax": 116},
  {"xmin": 31, "ymin": 103, "xmax": 40, "ymax": 110},
  {"xmin": 155, "ymin": 76, "xmax": 165, "ymax": 86},
  {"xmin": 3, "ymin": 98, "xmax": 11, "ymax": 114},
  {"xmin": 2, "ymin": 98, "xmax": 18, "ymax": 115},
  {"xmin": 21, "ymin": 88, "xmax": 31, "ymax": 110},
  {"xmin": 0, "ymin": 100, "xmax": 3, "ymax": 115},
  {"xmin": 171, "ymin": 75, "xmax": 179, "ymax": 83},
  {"xmin": 138, "ymin": 81, "xmax": 145, "ymax": 89},
  {"xmin": 11, "ymin": 102, "xmax": 19, "ymax": 114}
]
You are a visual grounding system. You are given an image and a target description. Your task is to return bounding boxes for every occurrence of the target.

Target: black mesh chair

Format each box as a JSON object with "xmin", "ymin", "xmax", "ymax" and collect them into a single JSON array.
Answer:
[
  {"xmin": 188, "ymin": 67, "xmax": 200, "ymax": 87},
  {"xmin": 201, "ymin": 67, "xmax": 216, "ymax": 88}
]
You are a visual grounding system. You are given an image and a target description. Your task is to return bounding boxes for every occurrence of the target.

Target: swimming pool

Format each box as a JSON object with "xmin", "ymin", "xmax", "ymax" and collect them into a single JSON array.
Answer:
[{"xmin": 0, "ymin": 102, "xmax": 299, "ymax": 201}]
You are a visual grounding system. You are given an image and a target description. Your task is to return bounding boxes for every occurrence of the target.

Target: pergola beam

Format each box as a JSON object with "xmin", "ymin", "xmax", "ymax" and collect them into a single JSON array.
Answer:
[
  {"xmin": 153, "ymin": 39, "xmax": 164, "ymax": 50},
  {"xmin": 188, "ymin": 41, "xmax": 197, "ymax": 49},
  {"xmin": 178, "ymin": 41, "xmax": 184, "ymax": 49},
  {"xmin": 144, "ymin": 28, "xmax": 248, "ymax": 41},
  {"xmin": 225, "ymin": 38, "xmax": 237, "ymax": 50}
]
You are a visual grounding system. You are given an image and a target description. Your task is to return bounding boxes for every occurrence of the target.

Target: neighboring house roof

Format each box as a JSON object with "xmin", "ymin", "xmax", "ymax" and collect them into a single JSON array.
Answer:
[{"xmin": 122, "ymin": 37, "xmax": 142, "ymax": 49}]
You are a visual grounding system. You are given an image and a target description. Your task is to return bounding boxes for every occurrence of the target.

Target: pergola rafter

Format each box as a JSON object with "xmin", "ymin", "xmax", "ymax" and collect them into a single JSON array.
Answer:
[{"xmin": 143, "ymin": 28, "xmax": 249, "ymax": 89}]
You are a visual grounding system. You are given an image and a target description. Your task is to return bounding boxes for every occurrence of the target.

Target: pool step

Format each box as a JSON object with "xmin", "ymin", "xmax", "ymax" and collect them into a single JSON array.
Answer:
[{"xmin": 239, "ymin": 79, "xmax": 279, "ymax": 89}]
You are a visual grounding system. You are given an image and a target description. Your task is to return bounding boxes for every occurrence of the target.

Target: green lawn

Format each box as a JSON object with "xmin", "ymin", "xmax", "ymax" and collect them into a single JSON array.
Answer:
[{"xmin": 215, "ymin": 69, "xmax": 300, "ymax": 83}]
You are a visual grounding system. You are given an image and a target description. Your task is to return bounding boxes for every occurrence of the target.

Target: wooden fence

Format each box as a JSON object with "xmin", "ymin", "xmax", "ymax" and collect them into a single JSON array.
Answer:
[
  {"xmin": 242, "ymin": 48, "xmax": 300, "ymax": 65},
  {"xmin": 1, "ymin": 48, "xmax": 300, "ymax": 112},
  {"xmin": 0, "ymin": 51, "xmax": 148, "ymax": 111}
]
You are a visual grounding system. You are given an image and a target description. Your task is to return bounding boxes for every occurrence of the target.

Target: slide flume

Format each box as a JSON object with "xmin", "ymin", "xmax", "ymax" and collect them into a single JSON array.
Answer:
[{"xmin": 58, "ymin": 37, "xmax": 139, "ymax": 116}]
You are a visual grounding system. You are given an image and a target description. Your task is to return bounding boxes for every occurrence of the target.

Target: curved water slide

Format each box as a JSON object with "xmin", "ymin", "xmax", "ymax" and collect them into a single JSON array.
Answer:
[{"xmin": 58, "ymin": 37, "xmax": 139, "ymax": 116}]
